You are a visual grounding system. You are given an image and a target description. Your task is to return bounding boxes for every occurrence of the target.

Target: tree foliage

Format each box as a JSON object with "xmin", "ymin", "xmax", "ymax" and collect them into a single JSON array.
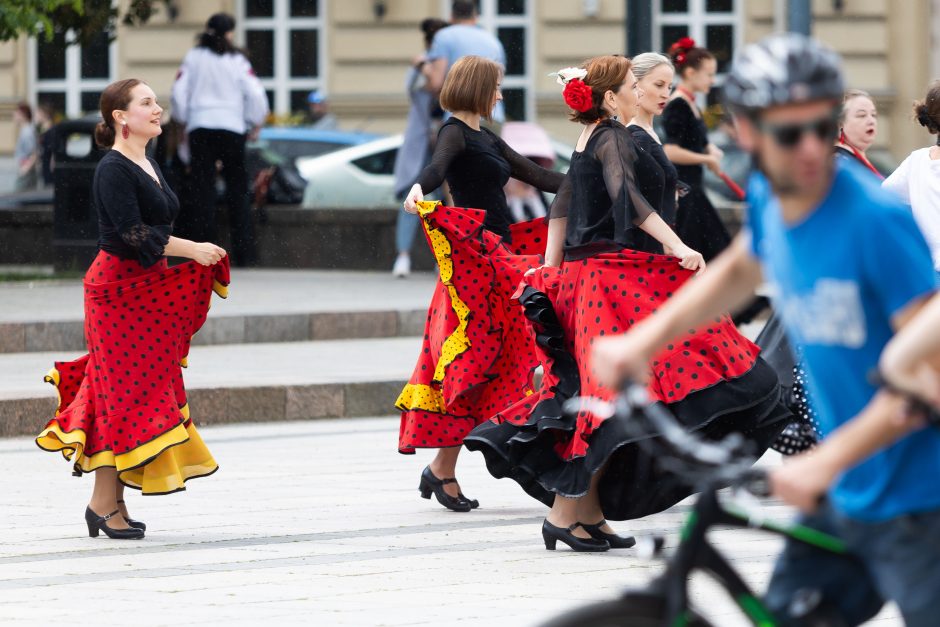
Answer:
[{"xmin": 0, "ymin": 0, "xmax": 174, "ymax": 45}]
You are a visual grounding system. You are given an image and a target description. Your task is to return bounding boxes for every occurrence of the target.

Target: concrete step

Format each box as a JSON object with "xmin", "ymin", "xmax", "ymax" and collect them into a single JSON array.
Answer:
[
  {"xmin": 0, "ymin": 337, "xmax": 422, "ymax": 438},
  {"xmin": 0, "ymin": 269, "xmax": 436, "ymax": 353}
]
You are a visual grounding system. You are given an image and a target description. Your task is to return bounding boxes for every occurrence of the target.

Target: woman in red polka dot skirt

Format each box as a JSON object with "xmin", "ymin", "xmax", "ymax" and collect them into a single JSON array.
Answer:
[
  {"xmin": 464, "ymin": 56, "xmax": 790, "ymax": 552},
  {"xmin": 396, "ymin": 56, "xmax": 565, "ymax": 511},
  {"xmin": 35, "ymin": 79, "xmax": 229, "ymax": 540}
]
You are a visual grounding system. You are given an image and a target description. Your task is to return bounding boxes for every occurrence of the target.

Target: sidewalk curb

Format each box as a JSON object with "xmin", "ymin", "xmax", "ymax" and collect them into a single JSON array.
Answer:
[
  {"xmin": 1, "ymin": 379, "xmax": 409, "ymax": 438},
  {"xmin": 0, "ymin": 309, "xmax": 427, "ymax": 354}
]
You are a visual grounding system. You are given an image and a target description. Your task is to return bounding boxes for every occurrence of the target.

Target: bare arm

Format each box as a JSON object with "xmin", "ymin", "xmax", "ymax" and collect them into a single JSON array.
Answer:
[
  {"xmin": 544, "ymin": 217, "xmax": 567, "ymax": 267},
  {"xmin": 164, "ymin": 236, "xmax": 226, "ymax": 266},
  {"xmin": 591, "ymin": 234, "xmax": 763, "ymax": 387},
  {"xmin": 423, "ymin": 58, "xmax": 448, "ymax": 95},
  {"xmin": 770, "ymin": 391, "xmax": 917, "ymax": 512},
  {"xmin": 880, "ymin": 291, "xmax": 940, "ymax": 403}
]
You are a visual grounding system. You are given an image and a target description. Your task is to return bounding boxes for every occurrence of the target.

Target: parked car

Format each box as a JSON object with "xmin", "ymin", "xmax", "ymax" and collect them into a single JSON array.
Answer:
[{"xmin": 297, "ymin": 134, "xmax": 573, "ymax": 209}]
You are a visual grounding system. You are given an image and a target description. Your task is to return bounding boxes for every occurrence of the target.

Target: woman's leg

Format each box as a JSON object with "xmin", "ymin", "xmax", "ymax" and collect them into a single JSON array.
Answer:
[
  {"xmin": 88, "ymin": 468, "xmax": 129, "ymax": 529},
  {"xmin": 576, "ymin": 471, "xmax": 618, "ymax": 534},
  {"xmin": 218, "ymin": 131, "xmax": 257, "ymax": 267},
  {"xmin": 547, "ymin": 495, "xmax": 593, "ymax": 539},
  {"xmin": 428, "ymin": 446, "xmax": 462, "ymax": 498}
]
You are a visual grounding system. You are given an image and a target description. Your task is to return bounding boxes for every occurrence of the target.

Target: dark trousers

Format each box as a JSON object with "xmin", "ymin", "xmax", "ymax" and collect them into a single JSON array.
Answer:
[{"xmin": 185, "ymin": 128, "xmax": 257, "ymax": 266}]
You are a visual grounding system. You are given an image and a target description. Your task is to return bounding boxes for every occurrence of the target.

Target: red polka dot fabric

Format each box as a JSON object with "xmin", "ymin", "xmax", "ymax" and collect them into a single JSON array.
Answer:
[
  {"xmin": 397, "ymin": 206, "xmax": 545, "ymax": 454},
  {"xmin": 39, "ymin": 251, "xmax": 229, "ymax": 463},
  {"xmin": 493, "ymin": 252, "xmax": 760, "ymax": 462}
]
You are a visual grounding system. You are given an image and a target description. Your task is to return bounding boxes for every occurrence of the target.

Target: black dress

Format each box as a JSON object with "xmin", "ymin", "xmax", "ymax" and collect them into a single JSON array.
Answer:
[
  {"xmin": 464, "ymin": 120, "xmax": 789, "ymax": 519},
  {"xmin": 416, "ymin": 117, "xmax": 564, "ymax": 239},
  {"xmin": 662, "ymin": 97, "xmax": 730, "ymax": 260},
  {"xmin": 628, "ymin": 124, "xmax": 683, "ymax": 253}
]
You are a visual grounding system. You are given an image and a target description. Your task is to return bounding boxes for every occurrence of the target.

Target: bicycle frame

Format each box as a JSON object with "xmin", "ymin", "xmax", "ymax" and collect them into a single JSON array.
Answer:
[{"xmin": 649, "ymin": 487, "xmax": 848, "ymax": 627}]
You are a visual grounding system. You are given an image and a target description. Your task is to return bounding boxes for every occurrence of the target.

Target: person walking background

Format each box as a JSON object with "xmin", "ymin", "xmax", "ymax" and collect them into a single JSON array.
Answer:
[
  {"xmin": 391, "ymin": 17, "xmax": 448, "ymax": 279},
  {"xmin": 423, "ymin": 0, "xmax": 507, "ymax": 125},
  {"xmin": 13, "ymin": 102, "xmax": 38, "ymax": 192},
  {"xmin": 36, "ymin": 78, "xmax": 229, "ymax": 540},
  {"xmin": 662, "ymin": 38, "xmax": 730, "ymax": 261},
  {"xmin": 170, "ymin": 12, "xmax": 269, "ymax": 267}
]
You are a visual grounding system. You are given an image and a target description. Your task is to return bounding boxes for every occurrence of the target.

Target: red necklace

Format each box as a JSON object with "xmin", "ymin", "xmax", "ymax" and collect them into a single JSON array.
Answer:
[
  {"xmin": 675, "ymin": 85, "xmax": 696, "ymax": 101},
  {"xmin": 838, "ymin": 136, "xmax": 883, "ymax": 179}
]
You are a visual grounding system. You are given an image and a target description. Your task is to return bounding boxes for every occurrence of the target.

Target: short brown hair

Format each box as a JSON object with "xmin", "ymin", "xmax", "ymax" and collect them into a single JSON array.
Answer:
[
  {"xmin": 914, "ymin": 81, "xmax": 940, "ymax": 135},
  {"xmin": 94, "ymin": 78, "xmax": 143, "ymax": 147},
  {"xmin": 439, "ymin": 55, "xmax": 502, "ymax": 118},
  {"xmin": 568, "ymin": 55, "xmax": 632, "ymax": 124}
]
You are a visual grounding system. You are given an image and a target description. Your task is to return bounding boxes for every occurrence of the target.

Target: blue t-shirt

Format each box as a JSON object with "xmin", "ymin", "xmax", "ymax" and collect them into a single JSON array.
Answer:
[
  {"xmin": 428, "ymin": 24, "xmax": 507, "ymax": 123},
  {"xmin": 745, "ymin": 159, "xmax": 940, "ymax": 521}
]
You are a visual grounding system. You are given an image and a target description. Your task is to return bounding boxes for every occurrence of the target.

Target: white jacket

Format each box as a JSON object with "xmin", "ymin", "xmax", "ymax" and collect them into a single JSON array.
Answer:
[{"xmin": 171, "ymin": 47, "xmax": 269, "ymax": 134}]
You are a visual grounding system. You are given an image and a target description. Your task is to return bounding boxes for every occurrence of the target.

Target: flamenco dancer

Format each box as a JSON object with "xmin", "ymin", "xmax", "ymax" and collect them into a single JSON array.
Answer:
[
  {"xmin": 35, "ymin": 79, "xmax": 229, "ymax": 540},
  {"xmin": 397, "ymin": 55, "xmax": 565, "ymax": 512},
  {"xmin": 465, "ymin": 56, "xmax": 790, "ymax": 552},
  {"xmin": 662, "ymin": 38, "xmax": 731, "ymax": 261}
]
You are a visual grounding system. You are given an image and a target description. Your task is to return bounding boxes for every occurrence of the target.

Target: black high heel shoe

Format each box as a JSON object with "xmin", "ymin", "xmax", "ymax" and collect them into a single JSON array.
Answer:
[
  {"xmin": 542, "ymin": 520, "xmax": 609, "ymax": 552},
  {"xmin": 580, "ymin": 520, "xmax": 636, "ymax": 549},
  {"xmin": 117, "ymin": 499, "xmax": 146, "ymax": 531},
  {"xmin": 85, "ymin": 507, "xmax": 145, "ymax": 540},
  {"xmin": 418, "ymin": 466, "xmax": 472, "ymax": 512}
]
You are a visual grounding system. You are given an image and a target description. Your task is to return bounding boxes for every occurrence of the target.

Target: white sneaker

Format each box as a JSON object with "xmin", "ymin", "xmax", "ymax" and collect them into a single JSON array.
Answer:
[{"xmin": 392, "ymin": 254, "xmax": 411, "ymax": 278}]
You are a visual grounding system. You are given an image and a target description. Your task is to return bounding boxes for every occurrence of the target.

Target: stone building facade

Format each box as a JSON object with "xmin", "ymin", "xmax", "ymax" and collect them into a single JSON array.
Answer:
[{"xmin": 0, "ymin": 0, "xmax": 935, "ymax": 162}]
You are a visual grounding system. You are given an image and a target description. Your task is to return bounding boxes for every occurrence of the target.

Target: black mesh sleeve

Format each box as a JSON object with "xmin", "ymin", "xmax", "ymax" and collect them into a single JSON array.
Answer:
[
  {"xmin": 593, "ymin": 126, "xmax": 655, "ymax": 235},
  {"xmin": 491, "ymin": 132, "xmax": 565, "ymax": 193},
  {"xmin": 548, "ymin": 175, "xmax": 571, "ymax": 220},
  {"xmin": 415, "ymin": 122, "xmax": 466, "ymax": 194}
]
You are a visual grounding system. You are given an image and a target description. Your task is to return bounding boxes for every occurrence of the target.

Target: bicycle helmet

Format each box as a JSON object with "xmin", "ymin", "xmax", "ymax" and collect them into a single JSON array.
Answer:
[{"xmin": 724, "ymin": 33, "xmax": 844, "ymax": 113}]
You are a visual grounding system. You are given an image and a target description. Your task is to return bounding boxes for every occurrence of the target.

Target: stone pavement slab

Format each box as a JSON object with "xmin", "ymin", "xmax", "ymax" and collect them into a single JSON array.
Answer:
[{"xmin": 0, "ymin": 417, "xmax": 901, "ymax": 626}]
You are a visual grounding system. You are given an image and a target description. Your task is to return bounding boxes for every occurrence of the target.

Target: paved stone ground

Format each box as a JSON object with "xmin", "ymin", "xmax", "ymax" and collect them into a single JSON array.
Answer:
[{"xmin": 0, "ymin": 417, "xmax": 901, "ymax": 626}]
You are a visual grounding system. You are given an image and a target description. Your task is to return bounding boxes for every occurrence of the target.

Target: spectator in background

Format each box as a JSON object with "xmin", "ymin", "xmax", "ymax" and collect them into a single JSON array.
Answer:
[
  {"xmin": 423, "ymin": 0, "xmax": 507, "ymax": 124},
  {"xmin": 306, "ymin": 90, "xmax": 338, "ymax": 130},
  {"xmin": 501, "ymin": 121, "xmax": 556, "ymax": 222},
  {"xmin": 171, "ymin": 12, "xmax": 269, "ymax": 267},
  {"xmin": 35, "ymin": 102, "xmax": 57, "ymax": 188},
  {"xmin": 392, "ymin": 17, "xmax": 449, "ymax": 278},
  {"xmin": 13, "ymin": 102, "xmax": 37, "ymax": 192},
  {"xmin": 835, "ymin": 89, "xmax": 882, "ymax": 179}
]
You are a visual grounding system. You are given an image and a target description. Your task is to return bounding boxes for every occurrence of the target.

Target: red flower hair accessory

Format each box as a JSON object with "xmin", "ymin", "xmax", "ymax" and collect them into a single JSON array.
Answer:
[
  {"xmin": 676, "ymin": 36, "xmax": 696, "ymax": 50},
  {"xmin": 563, "ymin": 78, "xmax": 594, "ymax": 113}
]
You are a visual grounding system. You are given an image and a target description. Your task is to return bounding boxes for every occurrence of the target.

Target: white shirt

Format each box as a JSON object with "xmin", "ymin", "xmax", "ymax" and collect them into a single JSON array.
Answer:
[
  {"xmin": 171, "ymin": 47, "xmax": 269, "ymax": 134},
  {"xmin": 883, "ymin": 147, "xmax": 940, "ymax": 270}
]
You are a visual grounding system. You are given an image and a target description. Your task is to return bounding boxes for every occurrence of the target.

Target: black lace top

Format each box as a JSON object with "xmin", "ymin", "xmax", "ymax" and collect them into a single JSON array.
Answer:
[
  {"xmin": 416, "ymin": 117, "xmax": 564, "ymax": 239},
  {"xmin": 94, "ymin": 150, "xmax": 179, "ymax": 268},
  {"xmin": 548, "ymin": 119, "xmax": 654, "ymax": 261},
  {"xmin": 662, "ymin": 97, "xmax": 708, "ymax": 188}
]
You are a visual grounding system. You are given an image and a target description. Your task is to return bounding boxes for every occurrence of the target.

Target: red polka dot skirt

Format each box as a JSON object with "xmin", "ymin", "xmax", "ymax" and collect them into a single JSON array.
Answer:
[
  {"xmin": 36, "ymin": 251, "xmax": 230, "ymax": 495},
  {"xmin": 465, "ymin": 252, "xmax": 790, "ymax": 519},
  {"xmin": 396, "ymin": 203, "xmax": 545, "ymax": 453}
]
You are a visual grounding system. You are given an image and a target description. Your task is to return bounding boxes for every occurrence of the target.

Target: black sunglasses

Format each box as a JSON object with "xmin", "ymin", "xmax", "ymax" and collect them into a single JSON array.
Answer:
[{"xmin": 756, "ymin": 113, "xmax": 840, "ymax": 148}]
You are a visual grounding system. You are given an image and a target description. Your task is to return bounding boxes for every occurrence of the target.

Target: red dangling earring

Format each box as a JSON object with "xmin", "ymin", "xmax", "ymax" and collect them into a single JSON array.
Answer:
[{"xmin": 122, "ymin": 124, "xmax": 129, "ymax": 140}]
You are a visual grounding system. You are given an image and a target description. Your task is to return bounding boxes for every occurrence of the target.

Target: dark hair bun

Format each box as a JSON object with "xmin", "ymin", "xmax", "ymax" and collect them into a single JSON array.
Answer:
[
  {"xmin": 94, "ymin": 120, "xmax": 115, "ymax": 148},
  {"xmin": 915, "ymin": 102, "xmax": 938, "ymax": 134}
]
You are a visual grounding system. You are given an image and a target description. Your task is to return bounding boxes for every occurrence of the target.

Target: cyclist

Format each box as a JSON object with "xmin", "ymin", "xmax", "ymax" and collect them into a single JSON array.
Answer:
[{"xmin": 592, "ymin": 33, "xmax": 940, "ymax": 626}]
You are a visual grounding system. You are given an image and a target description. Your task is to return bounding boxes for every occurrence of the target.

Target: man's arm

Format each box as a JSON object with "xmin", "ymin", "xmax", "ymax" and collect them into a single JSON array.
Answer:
[
  {"xmin": 592, "ymin": 234, "xmax": 764, "ymax": 387},
  {"xmin": 423, "ymin": 58, "xmax": 448, "ymax": 94}
]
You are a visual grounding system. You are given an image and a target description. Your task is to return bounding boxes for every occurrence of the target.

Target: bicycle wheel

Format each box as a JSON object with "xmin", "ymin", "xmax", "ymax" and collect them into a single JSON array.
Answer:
[{"xmin": 540, "ymin": 593, "xmax": 712, "ymax": 627}]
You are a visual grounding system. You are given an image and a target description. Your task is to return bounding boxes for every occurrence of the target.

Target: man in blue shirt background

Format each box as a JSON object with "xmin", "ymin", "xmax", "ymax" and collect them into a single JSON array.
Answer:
[
  {"xmin": 592, "ymin": 34, "xmax": 940, "ymax": 626},
  {"xmin": 423, "ymin": 0, "xmax": 507, "ymax": 124}
]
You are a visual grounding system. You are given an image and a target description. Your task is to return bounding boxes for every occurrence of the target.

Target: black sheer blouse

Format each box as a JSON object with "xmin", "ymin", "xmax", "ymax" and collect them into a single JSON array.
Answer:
[
  {"xmin": 94, "ymin": 150, "xmax": 179, "ymax": 268},
  {"xmin": 548, "ymin": 119, "xmax": 655, "ymax": 261},
  {"xmin": 629, "ymin": 125, "xmax": 679, "ymax": 226},
  {"xmin": 416, "ymin": 117, "xmax": 564, "ymax": 239},
  {"xmin": 662, "ymin": 97, "xmax": 708, "ymax": 188}
]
